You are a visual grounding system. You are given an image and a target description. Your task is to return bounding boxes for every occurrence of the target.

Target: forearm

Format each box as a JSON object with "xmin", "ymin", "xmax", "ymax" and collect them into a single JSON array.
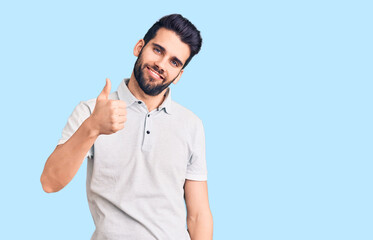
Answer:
[
  {"xmin": 40, "ymin": 117, "xmax": 99, "ymax": 193},
  {"xmin": 187, "ymin": 211, "xmax": 213, "ymax": 240}
]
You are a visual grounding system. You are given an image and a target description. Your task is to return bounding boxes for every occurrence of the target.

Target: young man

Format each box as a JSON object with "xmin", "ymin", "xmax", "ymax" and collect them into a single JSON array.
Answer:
[{"xmin": 40, "ymin": 14, "xmax": 213, "ymax": 240}]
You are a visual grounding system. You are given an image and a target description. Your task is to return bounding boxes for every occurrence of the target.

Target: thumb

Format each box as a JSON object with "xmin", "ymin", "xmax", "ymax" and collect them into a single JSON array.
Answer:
[{"xmin": 97, "ymin": 78, "xmax": 111, "ymax": 100}]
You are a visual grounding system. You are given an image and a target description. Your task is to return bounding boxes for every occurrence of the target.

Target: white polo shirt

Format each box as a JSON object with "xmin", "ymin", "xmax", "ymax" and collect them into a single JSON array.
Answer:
[{"xmin": 57, "ymin": 78, "xmax": 208, "ymax": 240}]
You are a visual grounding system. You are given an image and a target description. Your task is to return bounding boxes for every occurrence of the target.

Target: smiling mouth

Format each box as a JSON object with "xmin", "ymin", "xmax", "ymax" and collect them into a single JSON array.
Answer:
[{"xmin": 146, "ymin": 66, "xmax": 164, "ymax": 80}]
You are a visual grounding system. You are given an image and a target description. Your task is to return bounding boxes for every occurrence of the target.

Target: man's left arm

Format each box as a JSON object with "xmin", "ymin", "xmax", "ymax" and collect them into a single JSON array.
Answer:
[{"xmin": 184, "ymin": 179, "xmax": 213, "ymax": 240}]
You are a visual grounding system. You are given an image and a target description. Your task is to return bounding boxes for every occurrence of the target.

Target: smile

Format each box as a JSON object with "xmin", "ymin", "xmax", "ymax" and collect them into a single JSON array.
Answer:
[{"xmin": 147, "ymin": 66, "xmax": 163, "ymax": 80}]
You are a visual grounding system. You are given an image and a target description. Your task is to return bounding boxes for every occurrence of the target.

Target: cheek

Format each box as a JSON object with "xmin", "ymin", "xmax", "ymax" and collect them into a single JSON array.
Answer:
[{"xmin": 164, "ymin": 70, "xmax": 179, "ymax": 81}]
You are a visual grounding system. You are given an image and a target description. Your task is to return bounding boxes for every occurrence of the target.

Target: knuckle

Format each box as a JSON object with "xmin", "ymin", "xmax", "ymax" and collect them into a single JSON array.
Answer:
[{"xmin": 111, "ymin": 125, "xmax": 118, "ymax": 132}]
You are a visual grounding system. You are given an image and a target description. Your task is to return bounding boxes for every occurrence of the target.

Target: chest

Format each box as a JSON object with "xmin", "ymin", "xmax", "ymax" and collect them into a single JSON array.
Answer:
[{"xmin": 89, "ymin": 111, "xmax": 191, "ymax": 193}]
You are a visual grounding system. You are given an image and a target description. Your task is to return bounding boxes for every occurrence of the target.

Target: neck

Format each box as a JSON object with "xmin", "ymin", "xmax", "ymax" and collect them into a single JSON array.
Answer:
[{"xmin": 127, "ymin": 71, "xmax": 167, "ymax": 112}]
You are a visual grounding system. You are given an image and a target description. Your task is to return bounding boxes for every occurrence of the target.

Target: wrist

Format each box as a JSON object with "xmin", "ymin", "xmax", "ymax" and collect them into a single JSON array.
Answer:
[{"xmin": 84, "ymin": 116, "xmax": 100, "ymax": 138}]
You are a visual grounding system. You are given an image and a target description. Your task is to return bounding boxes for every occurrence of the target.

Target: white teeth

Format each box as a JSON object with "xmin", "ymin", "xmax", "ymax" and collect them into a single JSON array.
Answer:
[{"xmin": 149, "ymin": 67, "xmax": 161, "ymax": 78}]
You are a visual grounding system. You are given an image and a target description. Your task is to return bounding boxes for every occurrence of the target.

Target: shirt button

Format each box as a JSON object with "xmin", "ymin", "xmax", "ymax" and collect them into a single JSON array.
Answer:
[
  {"xmin": 138, "ymin": 101, "xmax": 142, "ymax": 104},
  {"xmin": 146, "ymin": 130, "xmax": 150, "ymax": 134},
  {"xmin": 147, "ymin": 114, "xmax": 150, "ymax": 117}
]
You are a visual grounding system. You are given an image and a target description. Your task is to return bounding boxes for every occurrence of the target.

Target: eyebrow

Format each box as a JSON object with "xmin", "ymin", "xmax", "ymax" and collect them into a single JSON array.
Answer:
[{"xmin": 152, "ymin": 43, "xmax": 184, "ymax": 67}]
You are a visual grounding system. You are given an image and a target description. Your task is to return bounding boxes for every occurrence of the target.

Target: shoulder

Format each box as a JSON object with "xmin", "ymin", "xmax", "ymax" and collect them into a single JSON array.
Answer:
[
  {"xmin": 171, "ymin": 100, "xmax": 204, "ymax": 130},
  {"xmin": 172, "ymin": 100, "xmax": 202, "ymax": 120}
]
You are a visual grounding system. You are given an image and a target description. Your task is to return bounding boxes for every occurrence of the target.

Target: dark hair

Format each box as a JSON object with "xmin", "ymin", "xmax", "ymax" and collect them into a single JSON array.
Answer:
[{"xmin": 143, "ymin": 14, "xmax": 202, "ymax": 69}]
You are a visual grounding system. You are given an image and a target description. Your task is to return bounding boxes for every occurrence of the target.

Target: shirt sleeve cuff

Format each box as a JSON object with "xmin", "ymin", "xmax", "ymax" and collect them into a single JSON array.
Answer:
[{"xmin": 185, "ymin": 172, "xmax": 207, "ymax": 181}]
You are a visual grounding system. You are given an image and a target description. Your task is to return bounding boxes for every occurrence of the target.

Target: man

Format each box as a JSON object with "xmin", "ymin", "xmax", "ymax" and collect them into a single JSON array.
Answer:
[{"xmin": 40, "ymin": 14, "xmax": 213, "ymax": 240}]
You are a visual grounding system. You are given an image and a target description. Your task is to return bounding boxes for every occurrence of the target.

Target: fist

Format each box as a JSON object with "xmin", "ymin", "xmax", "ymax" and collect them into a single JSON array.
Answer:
[{"xmin": 90, "ymin": 78, "xmax": 127, "ymax": 135}]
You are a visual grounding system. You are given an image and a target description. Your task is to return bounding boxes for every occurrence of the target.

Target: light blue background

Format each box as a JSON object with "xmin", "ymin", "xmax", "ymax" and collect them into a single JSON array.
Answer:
[{"xmin": 1, "ymin": 0, "xmax": 372, "ymax": 239}]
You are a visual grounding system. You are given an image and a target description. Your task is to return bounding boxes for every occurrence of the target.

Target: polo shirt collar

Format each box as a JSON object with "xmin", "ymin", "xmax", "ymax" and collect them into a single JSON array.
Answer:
[{"xmin": 117, "ymin": 78, "xmax": 172, "ymax": 114}]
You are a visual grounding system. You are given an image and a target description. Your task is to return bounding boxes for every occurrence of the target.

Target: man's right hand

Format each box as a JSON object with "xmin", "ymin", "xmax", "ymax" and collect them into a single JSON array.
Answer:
[{"xmin": 89, "ymin": 78, "xmax": 127, "ymax": 135}]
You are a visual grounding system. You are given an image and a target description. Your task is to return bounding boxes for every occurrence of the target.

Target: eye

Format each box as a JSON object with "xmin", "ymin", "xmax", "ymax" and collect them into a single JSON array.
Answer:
[
  {"xmin": 171, "ymin": 60, "xmax": 179, "ymax": 67},
  {"xmin": 154, "ymin": 47, "xmax": 161, "ymax": 54}
]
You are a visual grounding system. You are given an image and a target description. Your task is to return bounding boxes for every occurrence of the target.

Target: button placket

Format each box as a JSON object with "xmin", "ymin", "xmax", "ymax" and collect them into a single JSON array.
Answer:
[{"xmin": 142, "ymin": 112, "xmax": 153, "ymax": 152}]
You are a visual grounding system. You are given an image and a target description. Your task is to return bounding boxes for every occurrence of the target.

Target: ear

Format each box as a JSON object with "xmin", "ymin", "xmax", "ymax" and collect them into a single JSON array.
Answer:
[
  {"xmin": 172, "ymin": 69, "xmax": 184, "ymax": 85},
  {"xmin": 133, "ymin": 39, "xmax": 145, "ymax": 57}
]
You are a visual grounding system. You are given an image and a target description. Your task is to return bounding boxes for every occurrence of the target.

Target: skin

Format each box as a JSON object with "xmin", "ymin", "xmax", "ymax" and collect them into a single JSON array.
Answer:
[{"xmin": 40, "ymin": 27, "xmax": 213, "ymax": 239}]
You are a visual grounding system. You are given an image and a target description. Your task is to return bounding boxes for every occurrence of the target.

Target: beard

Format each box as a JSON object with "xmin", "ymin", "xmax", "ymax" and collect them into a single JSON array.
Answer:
[{"xmin": 133, "ymin": 50, "xmax": 180, "ymax": 96}]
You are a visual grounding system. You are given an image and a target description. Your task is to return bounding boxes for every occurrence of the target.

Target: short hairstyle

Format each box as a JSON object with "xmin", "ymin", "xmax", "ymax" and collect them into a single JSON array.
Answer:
[{"xmin": 143, "ymin": 14, "xmax": 202, "ymax": 69}]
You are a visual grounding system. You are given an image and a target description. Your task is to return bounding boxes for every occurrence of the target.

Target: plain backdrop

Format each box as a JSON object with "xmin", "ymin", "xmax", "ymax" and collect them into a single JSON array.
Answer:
[{"xmin": 1, "ymin": 0, "xmax": 372, "ymax": 239}]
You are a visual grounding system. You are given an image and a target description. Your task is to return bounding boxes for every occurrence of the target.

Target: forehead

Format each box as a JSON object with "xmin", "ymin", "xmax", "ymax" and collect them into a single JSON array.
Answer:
[{"xmin": 148, "ymin": 28, "xmax": 190, "ymax": 63}]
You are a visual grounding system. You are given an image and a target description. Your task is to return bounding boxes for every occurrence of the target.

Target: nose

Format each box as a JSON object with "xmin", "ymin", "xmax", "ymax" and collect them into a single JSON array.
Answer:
[{"xmin": 154, "ymin": 57, "xmax": 167, "ymax": 73}]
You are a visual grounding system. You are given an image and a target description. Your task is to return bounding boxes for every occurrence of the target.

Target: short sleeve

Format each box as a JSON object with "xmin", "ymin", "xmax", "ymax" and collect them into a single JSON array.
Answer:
[
  {"xmin": 57, "ymin": 101, "xmax": 93, "ymax": 159},
  {"xmin": 185, "ymin": 119, "xmax": 208, "ymax": 181}
]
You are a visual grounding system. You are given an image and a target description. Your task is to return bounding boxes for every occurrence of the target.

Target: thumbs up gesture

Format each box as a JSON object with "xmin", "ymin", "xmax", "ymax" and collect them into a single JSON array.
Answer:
[{"xmin": 89, "ymin": 78, "xmax": 127, "ymax": 135}]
